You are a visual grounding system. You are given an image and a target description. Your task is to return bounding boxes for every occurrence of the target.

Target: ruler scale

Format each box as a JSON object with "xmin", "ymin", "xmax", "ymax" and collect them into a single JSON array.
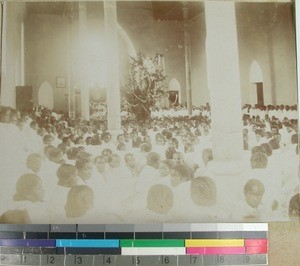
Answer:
[{"xmin": 0, "ymin": 223, "xmax": 268, "ymax": 265}]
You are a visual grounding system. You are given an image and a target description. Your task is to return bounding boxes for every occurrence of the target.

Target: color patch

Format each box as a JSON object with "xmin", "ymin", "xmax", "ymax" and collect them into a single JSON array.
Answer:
[
  {"xmin": 121, "ymin": 247, "xmax": 186, "ymax": 255},
  {"xmin": 186, "ymin": 247, "xmax": 246, "ymax": 255},
  {"xmin": 185, "ymin": 239, "xmax": 244, "ymax": 247},
  {"xmin": 56, "ymin": 239, "xmax": 119, "ymax": 248},
  {"xmin": 246, "ymin": 246, "xmax": 268, "ymax": 254},
  {"xmin": 120, "ymin": 239, "xmax": 185, "ymax": 248},
  {"xmin": 245, "ymin": 239, "xmax": 268, "ymax": 247},
  {"xmin": 0, "ymin": 239, "xmax": 55, "ymax": 247}
]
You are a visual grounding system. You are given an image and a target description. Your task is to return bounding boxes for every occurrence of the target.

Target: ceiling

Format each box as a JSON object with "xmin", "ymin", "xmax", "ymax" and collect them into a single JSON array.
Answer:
[{"xmin": 25, "ymin": 1, "xmax": 203, "ymax": 20}]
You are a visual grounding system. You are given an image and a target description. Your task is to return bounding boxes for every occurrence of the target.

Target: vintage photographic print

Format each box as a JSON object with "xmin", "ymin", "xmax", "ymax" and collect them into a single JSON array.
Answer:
[{"xmin": 0, "ymin": 0, "xmax": 298, "ymax": 224}]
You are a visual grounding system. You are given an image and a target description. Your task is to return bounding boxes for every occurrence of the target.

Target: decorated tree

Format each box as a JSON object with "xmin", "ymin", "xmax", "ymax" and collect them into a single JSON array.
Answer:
[{"xmin": 122, "ymin": 52, "xmax": 167, "ymax": 121}]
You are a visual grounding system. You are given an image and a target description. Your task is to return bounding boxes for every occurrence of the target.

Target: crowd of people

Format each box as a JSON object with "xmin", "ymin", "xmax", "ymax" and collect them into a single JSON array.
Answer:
[{"xmin": 0, "ymin": 102, "xmax": 298, "ymax": 224}]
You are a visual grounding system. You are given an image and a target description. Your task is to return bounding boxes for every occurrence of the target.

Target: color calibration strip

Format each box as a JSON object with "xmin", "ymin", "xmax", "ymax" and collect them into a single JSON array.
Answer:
[{"xmin": 0, "ymin": 223, "xmax": 268, "ymax": 265}]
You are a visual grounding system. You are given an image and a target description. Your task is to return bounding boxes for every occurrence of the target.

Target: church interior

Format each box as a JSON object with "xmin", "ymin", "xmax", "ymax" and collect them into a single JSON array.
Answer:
[{"xmin": 0, "ymin": 1, "xmax": 298, "ymax": 226}]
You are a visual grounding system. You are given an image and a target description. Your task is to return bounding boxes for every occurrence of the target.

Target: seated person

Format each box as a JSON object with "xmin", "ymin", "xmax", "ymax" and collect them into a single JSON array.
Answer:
[
  {"xmin": 131, "ymin": 130, "xmax": 142, "ymax": 148},
  {"xmin": 75, "ymin": 152, "xmax": 94, "ymax": 183},
  {"xmin": 102, "ymin": 149, "xmax": 113, "ymax": 164},
  {"xmin": 157, "ymin": 160, "xmax": 175, "ymax": 185},
  {"xmin": 93, "ymin": 155, "xmax": 106, "ymax": 177},
  {"xmin": 124, "ymin": 153, "xmax": 138, "ymax": 178},
  {"xmin": 137, "ymin": 152, "xmax": 161, "ymax": 192}
]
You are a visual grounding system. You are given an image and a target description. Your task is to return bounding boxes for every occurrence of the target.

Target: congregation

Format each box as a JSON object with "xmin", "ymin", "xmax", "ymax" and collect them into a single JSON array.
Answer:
[{"xmin": 0, "ymin": 102, "xmax": 298, "ymax": 224}]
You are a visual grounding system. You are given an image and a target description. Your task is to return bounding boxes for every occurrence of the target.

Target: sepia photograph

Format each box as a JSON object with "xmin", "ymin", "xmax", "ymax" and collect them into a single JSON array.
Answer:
[{"xmin": 0, "ymin": 0, "xmax": 298, "ymax": 224}]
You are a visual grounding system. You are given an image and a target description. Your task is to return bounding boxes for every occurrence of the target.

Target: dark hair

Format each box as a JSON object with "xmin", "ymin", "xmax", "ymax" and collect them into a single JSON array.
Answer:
[
  {"xmin": 13, "ymin": 174, "xmax": 43, "ymax": 202},
  {"xmin": 289, "ymin": 193, "xmax": 300, "ymax": 218},
  {"xmin": 56, "ymin": 164, "xmax": 77, "ymax": 186},
  {"xmin": 244, "ymin": 179, "xmax": 265, "ymax": 194},
  {"xmin": 0, "ymin": 209, "xmax": 31, "ymax": 224},
  {"xmin": 260, "ymin": 143, "xmax": 273, "ymax": 157},
  {"xmin": 250, "ymin": 152, "xmax": 268, "ymax": 169}
]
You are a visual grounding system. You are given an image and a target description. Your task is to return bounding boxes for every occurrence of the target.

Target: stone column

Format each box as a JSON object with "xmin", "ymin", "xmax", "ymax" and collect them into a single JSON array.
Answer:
[
  {"xmin": 182, "ymin": 3, "xmax": 192, "ymax": 115},
  {"xmin": 21, "ymin": 21, "xmax": 25, "ymax": 86},
  {"xmin": 78, "ymin": 2, "xmax": 90, "ymax": 120},
  {"xmin": 0, "ymin": 2, "xmax": 15, "ymax": 108},
  {"xmin": 205, "ymin": 1, "xmax": 244, "ymax": 174},
  {"xmin": 67, "ymin": 14, "xmax": 76, "ymax": 118},
  {"xmin": 104, "ymin": 0, "xmax": 121, "ymax": 133}
]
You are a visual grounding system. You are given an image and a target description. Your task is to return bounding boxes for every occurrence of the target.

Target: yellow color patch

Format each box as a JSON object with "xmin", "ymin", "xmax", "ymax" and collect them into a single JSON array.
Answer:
[{"xmin": 185, "ymin": 239, "xmax": 245, "ymax": 247}]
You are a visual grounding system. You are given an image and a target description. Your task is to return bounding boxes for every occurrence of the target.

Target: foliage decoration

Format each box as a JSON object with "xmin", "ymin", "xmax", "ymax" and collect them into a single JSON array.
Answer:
[{"xmin": 122, "ymin": 52, "xmax": 167, "ymax": 121}]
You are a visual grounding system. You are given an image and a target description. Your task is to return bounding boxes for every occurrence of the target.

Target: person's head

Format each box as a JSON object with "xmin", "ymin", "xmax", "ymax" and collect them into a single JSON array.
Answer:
[
  {"xmin": 117, "ymin": 143, "xmax": 126, "ymax": 151},
  {"xmin": 170, "ymin": 164, "xmax": 194, "ymax": 187},
  {"xmin": 65, "ymin": 185, "xmax": 94, "ymax": 218},
  {"xmin": 26, "ymin": 153, "xmax": 42, "ymax": 174},
  {"xmin": 9, "ymin": 113, "xmax": 18, "ymax": 125},
  {"xmin": 30, "ymin": 121, "xmax": 39, "ymax": 131},
  {"xmin": 94, "ymin": 155, "xmax": 106, "ymax": 174},
  {"xmin": 102, "ymin": 149, "xmax": 113, "ymax": 163},
  {"xmin": 91, "ymin": 134, "xmax": 102, "ymax": 145},
  {"xmin": 260, "ymin": 143, "xmax": 273, "ymax": 157},
  {"xmin": 66, "ymin": 147, "xmax": 80, "ymax": 161},
  {"xmin": 250, "ymin": 152, "xmax": 268, "ymax": 169},
  {"xmin": 169, "ymin": 137, "xmax": 179, "ymax": 149},
  {"xmin": 0, "ymin": 209, "xmax": 31, "ymax": 224},
  {"xmin": 202, "ymin": 148, "xmax": 213, "ymax": 167},
  {"xmin": 269, "ymin": 138, "xmax": 280, "ymax": 150},
  {"xmin": 291, "ymin": 134, "xmax": 298, "ymax": 145},
  {"xmin": 243, "ymin": 179, "xmax": 265, "ymax": 208},
  {"xmin": 124, "ymin": 133, "xmax": 131, "ymax": 143},
  {"xmin": 130, "ymin": 130, "xmax": 138, "ymax": 140},
  {"xmin": 255, "ymin": 129, "xmax": 265, "ymax": 142},
  {"xmin": 274, "ymin": 133, "xmax": 281, "ymax": 143},
  {"xmin": 191, "ymin": 176, "xmax": 217, "ymax": 207},
  {"xmin": 117, "ymin": 134, "xmax": 125, "ymax": 144},
  {"xmin": 288, "ymin": 193, "xmax": 300, "ymax": 218},
  {"xmin": 85, "ymin": 136, "xmax": 92, "ymax": 145},
  {"xmin": 158, "ymin": 160, "xmax": 175, "ymax": 177},
  {"xmin": 75, "ymin": 152, "xmax": 93, "ymax": 180},
  {"xmin": 147, "ymin": 184, "xmax": 174, "ymax": 214},
  {"xmin": 102, "ymin": 132, "xmax": 112, "ymax": 143},
  {"xmin": 109, "ymin": 154, "xmax": 121, "ymax": 168},
  {"xmin": 156, "ymin": 134, "xmax": 165, "ymax": 146},
  {"xmin": 43, "ymin": 134, "xmax": 54, "ymax": 145},
  {"xmin": 184, "ymin": 143, "xmax": 194, "ymax": 153},
  {"xmin": 56, "ymin": 164, "xmax": 78, "ymax": 187},
  {"xmin": 140, "ymin": 141, "xmax": 152, "ymax": 153},
  {"xmin": 146, "ymin": 152, "xmax": 161, "ymax": 169},
  {"xmin": 58, "ymin": 143, "xmax": 68, "ymax": 155},
  {"xmin": 173, "ymin": 152, "xmax": 184, "ymax": 165},
  {"xmin": 14, "ymin": 174, "xmax": 44, "ymax": 203},
  {"xmin": 48, "ymin": 147, "xmax": 65, "ymax": 164},
  {"xmin": 0, "ymin": 107, "xmax": 11, "ymax": 123},
  {"xmin": 124, "ymin": 153, "xmax": 136, "ymax": 169}
]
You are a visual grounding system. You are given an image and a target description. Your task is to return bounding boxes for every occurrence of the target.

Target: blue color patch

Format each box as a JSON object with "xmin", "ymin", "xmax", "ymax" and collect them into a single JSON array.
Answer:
[{"xmin": 56, "ymin": 239, "xmax": 119, "ymax": 248}]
